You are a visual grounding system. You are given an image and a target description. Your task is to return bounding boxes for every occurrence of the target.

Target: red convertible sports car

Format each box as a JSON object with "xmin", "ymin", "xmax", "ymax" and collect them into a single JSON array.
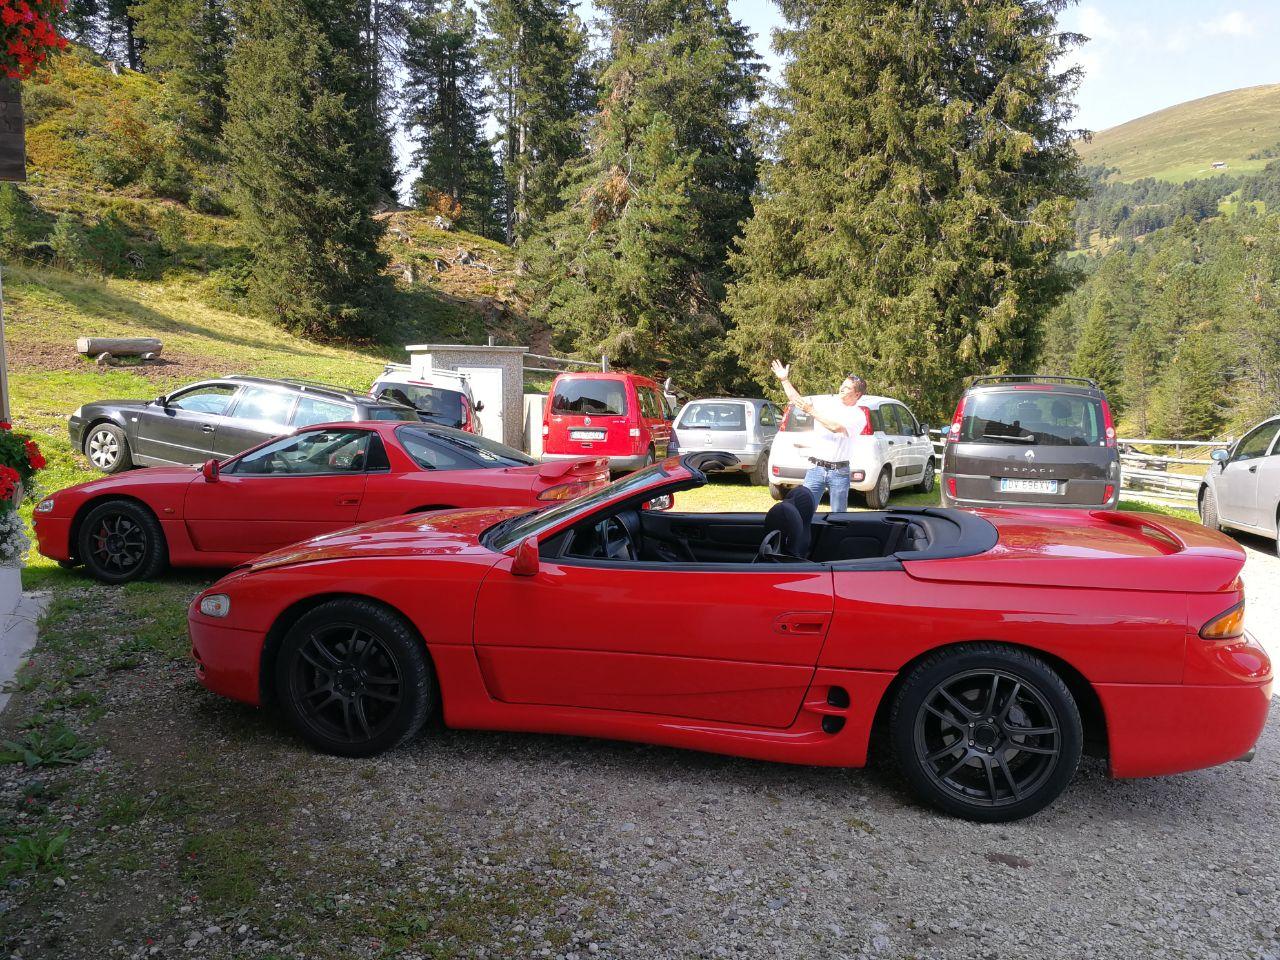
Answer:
[
  {"xmin": 35, "ymin": 422, "xmax": 607, "ymax": 583},
  {"xmin": 188, "ymin": 455, "xmax": 1272, "ymax": 821}
]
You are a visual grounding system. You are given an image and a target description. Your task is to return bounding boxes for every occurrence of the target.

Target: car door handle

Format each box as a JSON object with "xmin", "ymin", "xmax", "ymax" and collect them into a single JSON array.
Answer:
[
  {"xmin": 774, "ymin": 613, "xmax": 831, "ymax": 636},
  {"xmin": 200, "ymin": 425, "xmax": 215, "ymax": 433},
  {"xmin": 887, "ymin": 440, "xmax": 896, "ymax": 446},
  {"xmin": 1249, "ymin": 464, "xmax": 1258, "ymax": 473},
  {"xmin": 336, "ymin": 496, "xmax": 361, "ymax": 506}
]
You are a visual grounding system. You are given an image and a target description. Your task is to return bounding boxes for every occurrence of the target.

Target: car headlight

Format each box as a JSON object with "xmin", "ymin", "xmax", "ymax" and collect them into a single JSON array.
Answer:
[
  {"xmin": 71, "ymin": 406, "xmax": 83, "ymax": 419},
  {"xmin": 35, "ymin": 498, "xmax": 55, "ymax": 513},
  {"xmin": 198, "ymin": 594, "xmax": 231, "ymax": 618}
]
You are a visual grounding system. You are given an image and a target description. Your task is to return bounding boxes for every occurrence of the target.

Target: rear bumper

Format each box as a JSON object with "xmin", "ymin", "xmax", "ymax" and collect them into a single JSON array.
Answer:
[
  {"xmin": 941, "ymin": 489, "xmax": 1119, "ymax": 510},
  {"xmin": 67, "ymin": 416, "xmax": 85, "ymax": 450},
  {"xmin": 189, "ymin": 616, "xmax": 266, "ymax": 706},
  {"xmin": 1098, "ymin": 679, "xmax": 1272, "ymax": 778}
]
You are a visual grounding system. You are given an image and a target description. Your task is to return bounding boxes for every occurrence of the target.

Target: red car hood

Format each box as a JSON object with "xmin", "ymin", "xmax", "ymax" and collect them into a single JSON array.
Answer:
[
  {"xmin": 60, "ymin": 465, "xmax": 200, "ymax": 499},
  {"xmin": 248, "ymin": 505, "xmax": 525, "ymax": 571},
  {"xmin": 905, "ymin": 509, "xmax": 1247, "ymax": 593}
]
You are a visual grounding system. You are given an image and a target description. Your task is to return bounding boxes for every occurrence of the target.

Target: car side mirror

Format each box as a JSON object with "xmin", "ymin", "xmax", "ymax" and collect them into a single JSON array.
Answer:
[
  {"xmin": 919, "ymin": 423, "xmax": 931, "ymax": 436},
  {"xmin": 939, "ymin": 424, "xmax": 951, "ymax": 437},
  {"xmin": 644, "ymin": 494, "xmax": 674, "ymax": 511},
  {"xmin": 1211, "ymin": 449, "xmax": 1230, "ymax": 465},
  {"xmin": 201, "ymin": 458, "xmax": 220, "ymax": 483},
  {"xmin": 474, "ymin": 400, "xmax": 485, "ymax": 412},
  {"xmin": 511, "ymin": 535, "xmax": 539, "ymax": 576},
  {"xmin": 154, "ymin": 395, "xmax": 168, "ymax": 407}
]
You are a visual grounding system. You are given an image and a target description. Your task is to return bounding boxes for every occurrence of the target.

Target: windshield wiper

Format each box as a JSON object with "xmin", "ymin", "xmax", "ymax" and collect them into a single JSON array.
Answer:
[{"xmin": 981, "ymin": 433, "xmax": 1034, "ymax": 443}]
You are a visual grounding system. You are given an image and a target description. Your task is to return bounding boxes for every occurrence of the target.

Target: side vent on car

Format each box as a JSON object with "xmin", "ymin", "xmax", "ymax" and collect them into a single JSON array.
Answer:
[
  {"xmin": 821, "ymin": 715, "xmax": 846, "ymax": 734},
  {"xmin": 826, "ymin": 686, "xmax": 850, "ymax": 709}
]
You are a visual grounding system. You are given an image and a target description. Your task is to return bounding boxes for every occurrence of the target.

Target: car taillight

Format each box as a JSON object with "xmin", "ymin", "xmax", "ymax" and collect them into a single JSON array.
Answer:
[
  {"xmin": 542, "ymin": 424, "xmax": 549, "ymax": 436},
  {"xmin": 780, "ymin": 406, "xmax": 792, "ymax": 430},
  {"xmin": 771, "ymin": 465, "xmax": 780, "ymax": 476},
  {"xmin": 1104, "ymin": 483, "xmax": 1115, "ymax": 503},
  {"xmin": 946, "ymin": 476, "xmax": 957, "ymax": 497},
  {"xmin": 948, "ymin": 396, "xmax": 966, "ymax": 443},
  {"xmin": 1101, "ymin": 398, "xmax": 1116, "ymax": 448},
  {"xmin": 461, "ymin": 397, "xmax": 474, "ymax": 433},
  {"xmin": 1200, "ymin": 600, "xmax": 1245, "ymax": 641},
  {"xmin": 538, "ymin": 481, "xmax": 591, "ymax": 502}
]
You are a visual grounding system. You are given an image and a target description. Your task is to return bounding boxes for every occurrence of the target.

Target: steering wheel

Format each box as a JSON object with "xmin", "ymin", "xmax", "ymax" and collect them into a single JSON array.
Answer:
[{"xmin": 600, "ymin": 516, "xmax": 635, "ymax": 562}]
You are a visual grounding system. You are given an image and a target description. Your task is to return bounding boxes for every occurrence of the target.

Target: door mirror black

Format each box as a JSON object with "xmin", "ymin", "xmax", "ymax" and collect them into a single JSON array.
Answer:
[
  {"xmin": 154, "ymin": 395, "xmax": 168, "ymax": 407},
  {"xmin": 474, "ymin": 400, "xmax": 485, "ymax": 412},
  {"xmin": 201, "ymin": 458, "xmax": 220, "ymax": 483},
  {"xmin": 919, "ymin": 423, "xmax": 931, "ymax": 437},
  {"xmin": 644, "ymin": 494, "xmax": 674, "ymax": 511}
]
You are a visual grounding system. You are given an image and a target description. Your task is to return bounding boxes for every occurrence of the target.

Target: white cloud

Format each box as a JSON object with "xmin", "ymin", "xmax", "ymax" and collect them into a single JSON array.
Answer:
[
  {"xmin": 1077, "ymin": 7, "xmax": 1117, "ymax": 43},
  {"xmin": 1202, "ymin": 11, "xmax": 1251, "ymax": 36}
]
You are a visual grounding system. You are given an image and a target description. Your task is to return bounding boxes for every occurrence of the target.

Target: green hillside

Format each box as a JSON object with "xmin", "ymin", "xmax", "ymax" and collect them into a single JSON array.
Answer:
[{"xmin": 1076, "ymin": 84, "xmax": 1280, "ymax": 182}]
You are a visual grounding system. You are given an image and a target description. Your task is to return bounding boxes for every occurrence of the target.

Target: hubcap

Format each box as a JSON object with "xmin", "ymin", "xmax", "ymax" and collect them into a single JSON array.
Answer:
[
  {"xmin": 914, "ymin": 669, "xmax": 1061, "ymax": 808},
  {"xmin": 88, "ymin": 431, "xmax": 119, "ymax": 468},
  {"xmin": 90, "ymin": 515, "xmax": 146, "ymax": 573},
  {"xmin": 290, "ymin": 625, "xmax": 402, "ymax": 743}
]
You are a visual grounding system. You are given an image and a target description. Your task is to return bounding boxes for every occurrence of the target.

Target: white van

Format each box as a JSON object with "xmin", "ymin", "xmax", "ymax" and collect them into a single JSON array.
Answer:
[
  {"xmin": 371, "ymin": 364, "xmax": 484, "ymax": 435},
  {"xmin": 766, "ymin": 394, "xmax": 936, "ymax": 508}
]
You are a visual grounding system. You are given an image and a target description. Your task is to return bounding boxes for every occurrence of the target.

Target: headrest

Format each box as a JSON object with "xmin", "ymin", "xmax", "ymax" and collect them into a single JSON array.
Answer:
[{"xmin": 763, "ymin": 488, "xmax": 814, "ymax": 559}]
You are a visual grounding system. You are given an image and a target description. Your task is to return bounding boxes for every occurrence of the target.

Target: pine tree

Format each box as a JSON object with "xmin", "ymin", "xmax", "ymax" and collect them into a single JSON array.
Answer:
[
  {"xmin": 1071, "ymin": 296, "xmax": 1122, "ymax": 403},
  {"xmin": 522, "ymin": 0, "xmax": 761, "ymax": 393},
  {"xmin": 1120, "ymin": 319, "xmax": 1160, "ymax": 435},
  {"xmin": 1149, "ymin": 324, "xmax": 1228, "ymax": 439},
  {"xmin": 726, "ymin": 0, "xmax": 1086, "ymax": 419},
  {"xmin": 480, "ymin": 0, "xmax": 592, "ymax": 242},
  {"xmin": 403, "ymin": 0, "xmax": 505, "ymax": 238},
  {"xmin": 132, "ymin": 0, "xmax": 232, "ymax": 161},
  {"xmin": 224, "ymin": 0, "xmax": 390, "ymax": 339}
]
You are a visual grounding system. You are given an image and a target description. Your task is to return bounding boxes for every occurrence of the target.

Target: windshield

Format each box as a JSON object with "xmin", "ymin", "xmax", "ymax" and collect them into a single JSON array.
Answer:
[
  {"xmin": 376, "ymin": 384, "xmax": 466, "ymax": 427},
  {"xmin": 486, "ymin": 461, "xmax": 674, "ymax": 552},
  {"xmin": 961, "ymin": 391, "xmax": 1104, "ymax": 446},
  {"xmin": 397, "ymin": 425, "xmax": 535, "ymax": 467},
  {"xmin": 551, "ymin": 378, "xmax": 628, "ymax": 416},
  {"xmin": 677, "ymin": 402, "xmax": 746, "ymax": 431}
]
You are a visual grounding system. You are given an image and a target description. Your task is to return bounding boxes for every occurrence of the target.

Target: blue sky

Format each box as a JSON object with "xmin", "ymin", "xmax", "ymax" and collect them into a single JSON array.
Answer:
[{"xmin": 707, "ymin": 1, "xmax": 1280, "ymax": 133}]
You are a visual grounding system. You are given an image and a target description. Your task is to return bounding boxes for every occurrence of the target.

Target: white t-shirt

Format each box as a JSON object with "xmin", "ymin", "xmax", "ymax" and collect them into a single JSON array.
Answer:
[{"xmin": 809, "ymin": 397, "xmax": 870, "ymax": 464}]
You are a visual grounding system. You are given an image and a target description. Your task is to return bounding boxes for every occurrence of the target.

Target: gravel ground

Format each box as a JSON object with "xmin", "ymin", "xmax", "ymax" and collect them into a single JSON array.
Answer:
[
  {"xmin": 2, "ymin": 576, "xmax": 1278, "ymax": 960},
  {"xmin": 1239, "ymin": 532, "xmax": 1280, "ymax": 666}
]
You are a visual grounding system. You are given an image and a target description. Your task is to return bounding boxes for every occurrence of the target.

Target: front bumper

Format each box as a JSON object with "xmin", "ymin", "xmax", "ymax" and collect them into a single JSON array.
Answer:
[
  {"xmin": 67, "ymin": 415, "xmax": 85, "ymax": 450},
  {"xmin": 1098, "ymin": 678, "xmax": 1272, "ymax": 778},
  {"xmin": 33, "ymin": 515, "xmax": 73, "ymax": 563},
  {"xmin": 189, "ymin": 615, "xmax": 267, "ymax": 706}
]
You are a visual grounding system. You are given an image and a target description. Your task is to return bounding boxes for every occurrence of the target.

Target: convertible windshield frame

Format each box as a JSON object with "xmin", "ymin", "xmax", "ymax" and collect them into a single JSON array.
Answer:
[{"xmin": 484, "ymin": 459, "xmax": 685, "ymax": 553}]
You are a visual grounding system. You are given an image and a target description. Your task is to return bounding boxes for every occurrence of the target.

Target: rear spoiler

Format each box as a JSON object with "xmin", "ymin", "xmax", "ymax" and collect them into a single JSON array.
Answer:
[
  {"xmin": 538, "ymin": 457, "xmax": 609, "ymax": 480},
  {"xmin": 1088, "ymin": 510, "xmax": 1185, "ymax": 555}
]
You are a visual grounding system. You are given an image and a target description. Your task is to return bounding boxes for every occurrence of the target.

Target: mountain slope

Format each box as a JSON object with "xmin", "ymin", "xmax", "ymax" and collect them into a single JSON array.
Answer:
[{"xmin": 1076, "ymin": 84, "xmax": 1280, "ymax": 182}]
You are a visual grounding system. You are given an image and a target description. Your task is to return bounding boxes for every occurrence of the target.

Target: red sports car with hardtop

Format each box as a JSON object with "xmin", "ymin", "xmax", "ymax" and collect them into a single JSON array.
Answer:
[
  {"xmin": 188, "ymin": 455, "xmax": 1271, "ymax": 821},
  {"xmin": 36, "ymin": 421, "xmax": 607, "ymax": 582}
]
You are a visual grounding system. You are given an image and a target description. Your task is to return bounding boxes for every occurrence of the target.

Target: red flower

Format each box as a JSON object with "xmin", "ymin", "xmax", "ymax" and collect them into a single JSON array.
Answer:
[
  {"xmin": 24, "ymin": 440, "xmax": 46, "ymax": 470},
  {"xmin": 0, "ymin": 422, "xmax": 10, "ymax": 431},
  {"xmin": 0, "ymin": 464, "xmax": 20, "ymax": 502}
]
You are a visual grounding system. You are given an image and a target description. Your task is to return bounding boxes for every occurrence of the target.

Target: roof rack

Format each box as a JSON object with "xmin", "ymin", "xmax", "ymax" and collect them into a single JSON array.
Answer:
[
  {"xmin": 277, "ymin": 378, "xmax": 362, "ymax": 397},
  {"xmin": 968, "ymin": 375, "xmax": 1099, "ymax": 389}
]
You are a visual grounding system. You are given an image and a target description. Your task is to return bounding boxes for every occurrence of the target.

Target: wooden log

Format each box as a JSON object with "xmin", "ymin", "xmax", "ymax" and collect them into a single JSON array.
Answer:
[{"xmin": 76, "ymin": 337, "xmax": 163, "ymax": 357}]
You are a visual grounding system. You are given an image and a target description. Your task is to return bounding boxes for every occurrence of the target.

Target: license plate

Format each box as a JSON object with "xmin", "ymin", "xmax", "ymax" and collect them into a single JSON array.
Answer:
[
  {"xmin": 999, "ymin": 478, "xmax": 1059, "ymax": 494},
  {"xmin": 571, "ymin": 429, "xmax": 606, "ymax": 441}
]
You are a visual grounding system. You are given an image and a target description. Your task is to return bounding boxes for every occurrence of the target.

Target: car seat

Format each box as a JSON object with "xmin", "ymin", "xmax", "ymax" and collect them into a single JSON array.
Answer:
[{"xmin": 756, "ymin": 486, "xmax": 816, "ymax": 562}]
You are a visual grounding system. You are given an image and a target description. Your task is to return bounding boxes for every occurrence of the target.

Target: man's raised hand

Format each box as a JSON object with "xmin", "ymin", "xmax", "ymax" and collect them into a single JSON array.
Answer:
[{"xmin": 770, "ymin": 359, "xmax": 790, "ymax": 382}]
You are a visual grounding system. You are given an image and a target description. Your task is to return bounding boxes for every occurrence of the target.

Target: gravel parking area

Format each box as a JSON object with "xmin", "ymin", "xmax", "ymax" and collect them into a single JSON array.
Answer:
[
  {"xmin": 2, "ymin": 576, "xmax": 1277, "ymax": 960},
  {"xmin": 1240, "ymin": 533, "xmax": 1280, "ymax": 666}
]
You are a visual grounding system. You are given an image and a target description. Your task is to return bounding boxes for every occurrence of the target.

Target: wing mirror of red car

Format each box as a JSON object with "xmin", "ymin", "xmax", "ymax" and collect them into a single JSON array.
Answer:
[
  {"xmin": 201, "ymin": 458, "xmax": 220, "ymax": 483},
  {"xmin": 644, "ymin": 494, "xmax": 674, "ymax": 511},
  {"xmin": 511, "ymin": 536, "xmax": 539, "ymax": 576}
]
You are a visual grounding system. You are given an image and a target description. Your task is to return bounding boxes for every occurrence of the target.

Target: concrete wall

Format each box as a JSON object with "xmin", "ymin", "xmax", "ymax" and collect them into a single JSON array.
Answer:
[{"xmin": 406, "ymin": 344, "xmax": 528, "ymax": 449}]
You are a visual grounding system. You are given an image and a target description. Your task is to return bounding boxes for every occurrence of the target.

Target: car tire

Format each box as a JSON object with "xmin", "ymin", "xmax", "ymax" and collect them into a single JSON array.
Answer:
[
  {"xmin": 1199, "ymin": 485, "xmax": 1221, "ymax": 532},
  {"xmin": 84, "ymin": 422, "xmax": 133, "ymax": 474},
  {"xmin": 77, "ymin": 500, "xmax": 168, "ymax": 584},
  {"xmin": 751, "ymin": 455, "xmax": 770, "ymax": 486},
  {"xmin": 865, "ymin": 467, "xmax": 892, "ymax": 509},
  {"xmin": 768, "ymin": 483, "xmax": 785, "ymax": 501},
  {"xmin": 889, "ymin": 643, "xmax": 1083, "ymax": 822},
  {"xmin": 916, "ymin": 458, "xmax": 936, "ymax": 493},
  {"xmin": 276, "ymin": 599, "xmax": 436, "ymax": 757},
  {"xmin": 643, "ymin": 445, "xmax": 656, "ymax": 469}
]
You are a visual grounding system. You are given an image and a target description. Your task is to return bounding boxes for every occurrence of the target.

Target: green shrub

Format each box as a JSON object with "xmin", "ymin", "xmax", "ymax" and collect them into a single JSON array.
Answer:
[{"xmin": 0, "ymin": 185, "xmax": 50, "ymax": 258}]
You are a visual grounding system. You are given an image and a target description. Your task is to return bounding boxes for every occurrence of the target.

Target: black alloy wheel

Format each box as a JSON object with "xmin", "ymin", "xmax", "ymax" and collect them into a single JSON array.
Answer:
[
  {"xmin": 77, "ymin": 500, "xmax": 168, "ymax": 583},
  {"xmin": 277, "ymin": 599, "xmax": 435, "ymax": 757},
  {"xmin": 890, "ymin": 644, "xmax": 1082, "ymax": 821}
]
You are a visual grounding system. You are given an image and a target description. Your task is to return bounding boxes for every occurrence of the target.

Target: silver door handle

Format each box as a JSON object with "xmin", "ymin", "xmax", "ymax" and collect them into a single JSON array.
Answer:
[{"xmin": 200, "ymin": 425, "xmax": 215, "ymax": 433}]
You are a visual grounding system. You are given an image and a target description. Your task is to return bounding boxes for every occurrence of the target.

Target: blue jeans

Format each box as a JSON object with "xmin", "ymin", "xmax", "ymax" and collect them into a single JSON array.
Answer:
[{"xmin": 802, "ymin": 464, "xmax": 851, "ymax": 512}]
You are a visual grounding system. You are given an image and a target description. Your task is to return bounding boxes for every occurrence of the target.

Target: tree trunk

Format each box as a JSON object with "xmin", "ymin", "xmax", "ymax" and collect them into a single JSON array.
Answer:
[
  {"xmin": 0, "ymin": 80, "xmax": 25, "ymax": 184},
  {"xmin": 76, "ymin": 337, "xmax": 164, "ymax": 357}
]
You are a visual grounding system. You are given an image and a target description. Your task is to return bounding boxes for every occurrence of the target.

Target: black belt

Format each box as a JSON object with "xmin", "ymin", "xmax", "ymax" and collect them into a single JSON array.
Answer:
[{"xmin": 808, "ymin": 457, "xmax": 847, "ymax": 470}]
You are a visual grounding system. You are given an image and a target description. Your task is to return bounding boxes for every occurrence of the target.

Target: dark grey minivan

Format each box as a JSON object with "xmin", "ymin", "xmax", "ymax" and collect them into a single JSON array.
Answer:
[{"xmin": 940, "ymin": 376, "xmax": 1120, "ymax": 510}]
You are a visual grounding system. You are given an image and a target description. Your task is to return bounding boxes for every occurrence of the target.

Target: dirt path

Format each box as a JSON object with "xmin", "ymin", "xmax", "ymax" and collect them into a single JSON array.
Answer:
[{"xmin": 1238, "ymin": 532, "xmax": 1280, "ymax": 666}]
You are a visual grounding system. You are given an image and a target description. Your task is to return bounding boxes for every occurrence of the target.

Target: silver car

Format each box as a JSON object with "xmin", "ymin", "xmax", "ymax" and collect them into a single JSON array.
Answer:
[
  {"xmin": 1200, "ymin": 415, "xmax": 1280, "ymax": 554},
  {"xmin": 672, "ymin": 398, "xmax": 781, "ymax": 485}
]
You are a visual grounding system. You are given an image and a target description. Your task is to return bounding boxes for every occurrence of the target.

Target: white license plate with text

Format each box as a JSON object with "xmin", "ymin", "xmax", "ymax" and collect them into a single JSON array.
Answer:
[
  {"xmin": 999, "ymin": 478, "xmax": 1059, "ymax": 494},
  {"xmin": 571, "ymin": 429, "xmax": 606, "ymax": 441}
]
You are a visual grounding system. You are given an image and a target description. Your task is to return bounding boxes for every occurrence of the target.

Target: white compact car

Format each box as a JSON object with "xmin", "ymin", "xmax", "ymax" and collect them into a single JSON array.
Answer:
[{"xmin": 766, "ymin": 394, "xmax": 936, "ymax": 508}]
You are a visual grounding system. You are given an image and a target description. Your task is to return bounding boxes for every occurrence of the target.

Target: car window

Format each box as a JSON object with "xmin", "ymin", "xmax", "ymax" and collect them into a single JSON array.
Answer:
[
  {"xmin": 876, "ymin": 405, "xmax": 900, "ymax": 435},
  {"xmin": 678, "ymin": 402, "xmax": 746, "ymax": 431},
  {"xmin": 1233, "ymin": 422, "xmax": 1280, "ymax": 462},
  {"xmin": 292, "ymin": 396, "xmax": 355, "ymax": 427},
  {"xmin": 960, "ymin": 391, "xmax": 1104, "ymax": 446},
  {"xmin": 759, "ymin": 404, "xmax": 777, "ymax": 427},
  {"xmin": 367, "ymin": 405, "xmax": 420, "ymax": 422},
  {"xmin": 231, "ymin": 386, "xmax": 295, "ymax": 424},
  {"xmin": 551, "ymin": 378, "xmax": 628, "ymax": 416},
  {"xmin": 376, "ymin": 384, "xmax": 466, "ymax": 427},
  {"xmin": 896, "ymin": 405, "xmax": 920, "ymax": 436},
  {"xmin": 645, "ymin": 387, "xmax": 666, "ymax": 420},
  {"xmin": 228, "ymin": 429, "xmax": 373, "ymax": 476},
  {"xmin": 868, "ymin": 407, "xmax": 886, "ymax": 433},
  {"xmin": 168, "ymin": 384, "xmax": 237, "ymax": 415},
  {"xmin": 397, "ymin": 425, "xmax": 536, "ymax": 470}
]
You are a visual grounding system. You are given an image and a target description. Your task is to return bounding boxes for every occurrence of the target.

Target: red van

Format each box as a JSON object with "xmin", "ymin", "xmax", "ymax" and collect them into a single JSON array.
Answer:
[{"xmin": 542, "ymin": 372, "xmax": 673, "ymax": 472}]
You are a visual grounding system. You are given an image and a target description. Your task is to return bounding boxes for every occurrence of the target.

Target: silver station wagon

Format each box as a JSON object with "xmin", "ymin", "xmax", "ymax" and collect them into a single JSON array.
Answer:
[{"xmin": 672, "ymin": 398, "xmax": 782, "ymax": 485}]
